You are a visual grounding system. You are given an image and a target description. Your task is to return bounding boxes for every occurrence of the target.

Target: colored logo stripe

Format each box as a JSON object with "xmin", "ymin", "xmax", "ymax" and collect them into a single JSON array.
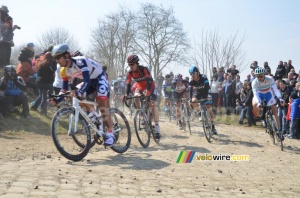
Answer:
[
  {"xmin": 185, "ymin": 151, "xmax": 196, "ymax": 163},
  {"xmin": 176, "ymin": 151, "xmax": 195, "ymax": 163}
]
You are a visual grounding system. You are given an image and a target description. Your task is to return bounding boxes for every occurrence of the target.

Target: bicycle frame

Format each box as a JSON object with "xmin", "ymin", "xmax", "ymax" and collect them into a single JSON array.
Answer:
[{"xmin": 70, "ymin": 97, "xmax": 106, "ymax": 137}]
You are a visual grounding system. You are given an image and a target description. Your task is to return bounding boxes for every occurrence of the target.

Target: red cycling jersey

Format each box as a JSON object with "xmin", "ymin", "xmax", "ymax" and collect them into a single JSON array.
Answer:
[{"xmin": 126, "ymin": 65, "xmax": 155, "ymax": 94}]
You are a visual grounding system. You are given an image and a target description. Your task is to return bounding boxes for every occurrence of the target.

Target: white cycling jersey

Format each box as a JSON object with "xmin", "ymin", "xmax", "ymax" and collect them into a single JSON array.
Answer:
[
  {"xmin": 64, "ymin": 56, "xmax": 103, "ymax": 80},
  {"xmin": 252, "ymin": 76, "xmax": 281, "ymax": 104}
]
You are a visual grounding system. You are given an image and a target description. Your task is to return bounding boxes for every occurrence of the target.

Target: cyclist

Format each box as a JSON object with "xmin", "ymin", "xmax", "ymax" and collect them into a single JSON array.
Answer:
[
  {"xmin": 124, "ymin": 54, "xmax": 161, "ymax": 139},
  {"xmin": 252, "ymin": 67, "xmax": 284, "ymax": 136},
  {"xmin": 189, "ymin": 66, "xmax": 218, "ymax": 134},
  {"xmin": 51, "ymin": 44, "xmax": 115, "ymax": 147},
  {"xmin": 162, "ymin": 74, "xmax": 173, "ymax": 112},
  {"xmin": 173, "ymin": 74, "xmax": 188, "ymax": 130}
]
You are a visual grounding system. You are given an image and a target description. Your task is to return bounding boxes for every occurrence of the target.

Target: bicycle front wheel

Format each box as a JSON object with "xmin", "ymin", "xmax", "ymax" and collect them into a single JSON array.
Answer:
[
  {"xmin": 134, "ymin": 109, "xmax": 151, "ymax": 148},
  {"xmin": 272, "ymin": 115, "xmax": 283, "ymax": 151},
  {"xmin": 51, "ymin": 107, "xmax": 91, "ymax": 161},
  {"xmin": 202, "ymin": 111, "xmax": 212, "ymax": 143}
]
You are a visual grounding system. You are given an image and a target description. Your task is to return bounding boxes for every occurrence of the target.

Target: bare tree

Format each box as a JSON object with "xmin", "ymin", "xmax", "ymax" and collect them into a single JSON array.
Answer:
[
  {"xmin": 36, "ymin": 27, "xmax": 80, "ymax": 53},
  {"xmin": 191, "ymin": 30, "xmax": 247, "ymax": 78},
  {"xmin": 91, "ymin": 7, "xmax": 135, "ymax": 80},
  {"xmin": 134, "ymin": 3, "xmax": 189, "ymax": 78}
]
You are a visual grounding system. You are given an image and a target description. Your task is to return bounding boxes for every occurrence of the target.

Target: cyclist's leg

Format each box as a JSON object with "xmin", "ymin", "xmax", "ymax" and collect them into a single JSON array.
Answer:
[
  {"xmin": 96, "ymin": 73, "xmax": 114, "ymax": 146},
  {"xmin": 149, "ymin": 89, "xmax": 161, "ymax": 138},
  {"xmin": 133, "ymin": 89, "xmax": 143, "ymax": 109}
]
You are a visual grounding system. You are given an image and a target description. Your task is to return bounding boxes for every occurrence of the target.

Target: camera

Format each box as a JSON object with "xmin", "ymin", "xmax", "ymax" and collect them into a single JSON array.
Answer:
[{"xmin": 14, "ymin": 25, "xmax": 21, "ymax": 30}]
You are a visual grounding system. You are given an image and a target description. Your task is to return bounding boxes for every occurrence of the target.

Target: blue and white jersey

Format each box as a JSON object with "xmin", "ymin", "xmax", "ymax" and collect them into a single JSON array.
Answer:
[{"xmin": 65, "ymin": 56, "xmax": 103, "ymax": 80}]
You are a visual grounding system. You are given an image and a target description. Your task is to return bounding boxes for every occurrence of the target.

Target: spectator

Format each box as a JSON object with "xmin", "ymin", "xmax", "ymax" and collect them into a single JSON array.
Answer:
[
  {"xmin": 227, "ymin": 65, "xmax": 239, "ymax": 79},
  {"xmin": 263, "ymin": 61, "xmax": 271, "ymax": 74},
  {"xmin": 210, "ymin": 76, "xmax": 219, "ymax": 110},
  {"xmin": 250, "ymin": 70, "xmax": 256, "ymax": 82},
  {"xmin": 30, "ymin": 52, "xmax": 56, "ymax": 115},
  {"xmin": 274, "ymin": 61, "xmax": 286, "ymax": 80},
  {"xmin": 217, "ymin": 82, "xmax": 223, "ymax": 107},
  {"xmin": 0, "ymin": 6, "xmax": 20, "ymax": 69},
  {"xmin": 290, "ymin": 69, "xmax": 297, "ymax": 79},
  {"xmin": 0, "ymin": 79, "xmax": 11, "ymax": 118},
  {"xmin": 265, "ymin": 69, "xmax": 274, "ymax": 78},
  {"xmin": 245, "ymin": 74, "xmax": 251, "ymax": 83},
  {"xmin": 285, "ymin": 96, "xmax": 292, "ymax": 136},
  {"xmin": 16, "ymin": 47, "xmax": 38, "ymax": 96},
  {"xmin": 278, "ymin": 80, "xmax": 291, "ymax": 135},
  {"xmin": 243, "ymin": 82, "xmax": 255, "ymax": 126},
  {"xmin": 26, "ymin": 42, "xmax": 34, "ymax": 52},
  {"xmin": 235, "ymin": 75, "xmax": 243, "ymax": 104},
  {"xmin": 224, "ymin": 74, "xmax": 235, "ymax": 114},
  {"xmin": 250, "ymin": 61, "xmax": 258, "ymax": 70},
  {"xmin": 284, "ymin": 72, "xmax": 295, "ymax": 85},
  {"xmin": 217, "ymin": 69, "xmax": 225, "ymax": 82},
  {"xmin": 285, "ymin": 60, "xmax": 294, "ymax": 78},
  {"xmin": 0, "ymin": 65, "xmax": 30, "ymax": 118},
  {"xmin": 295, "ymin": 82, "xmax": 300, "ymax": 98},
  {"xmin": 288, "ymin": 93, "xmax": 300, "ymax": 139},
  {"xmin": 156, "ymin": 72, "xmax": 165, "ymax": 96},
  {"xmin": 212, "ymin": 67, "xmax": 218, "ymax": 80},
  {"xmin": 289, "ymin": 79, "xmax": 296, "ymax": 93},
  {"xmin": 240, "ymin": 80, "xmax": 248, "ymax": 102},
  {"xmin": 235, "ymin": 99, "xmax": 243, "ymax": 115}
]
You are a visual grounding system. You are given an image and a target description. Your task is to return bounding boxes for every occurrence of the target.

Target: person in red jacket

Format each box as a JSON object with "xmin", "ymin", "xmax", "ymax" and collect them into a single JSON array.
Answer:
[{"xmin": 16, "ymin": 48, "xmax": 38, "ymax": 96}]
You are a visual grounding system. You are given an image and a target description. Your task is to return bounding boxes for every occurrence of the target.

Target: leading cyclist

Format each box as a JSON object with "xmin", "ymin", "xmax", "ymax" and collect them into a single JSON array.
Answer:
[
  {"xmin": 51, "ymin": 44, "xmax": 115, "ymax": 147},
  {"xmin": 189, "ymin": 66, "xmax": 218, "ymax": 134},
  {"xmin": 252, "ymin": 67, "xmax": 284, "ymax": 136}
]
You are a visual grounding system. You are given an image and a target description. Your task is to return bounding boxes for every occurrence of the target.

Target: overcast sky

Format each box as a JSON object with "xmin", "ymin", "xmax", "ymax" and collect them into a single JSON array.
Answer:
[{"xmin": 2, "ymin": 0, "xmax": 300, "ymax": 79}]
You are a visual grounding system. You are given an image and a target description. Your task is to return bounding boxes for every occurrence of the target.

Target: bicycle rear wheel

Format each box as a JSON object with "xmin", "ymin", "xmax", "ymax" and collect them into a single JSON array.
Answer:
[
  {"xmin": 110, "ymin": 108, "xmax": 131, "ymax": 153},
  {"xmin": 134, "ymin": 109, "xmax": 151, "ymax": 148},
  {"xmin": 51, "ymin": 107, "xmax": 91, "ymax": 161},
  {"xmin": 202, "ymin": 111, "xmax": 212, "ymax": 143}
]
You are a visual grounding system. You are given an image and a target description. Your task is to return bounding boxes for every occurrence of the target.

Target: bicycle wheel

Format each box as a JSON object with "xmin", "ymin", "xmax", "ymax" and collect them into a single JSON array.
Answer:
[
  {"xmin": 149, "ymin": 112, "xmax": 160, "ymax": 145},
  {"xmin": 51, "ymin": 107, "xmax": 91, "ymax": 161},
  {"xmin": 202, "ymin": 111, "xmax": 212, "ymax": 143},
  {"xmin": 266, "ymin": 115, "xmax": 275, "ymax": 145},
  {"xmin": 272, "ymin": 115, "xmax": 283, "ymax": 151},
  {"xmin": 109, "ymin": 108, "xmax": 131, "ymax": 153},
  {"xmin": 134, "ymin": 109, "xmax": 151, "ymax": 148}
]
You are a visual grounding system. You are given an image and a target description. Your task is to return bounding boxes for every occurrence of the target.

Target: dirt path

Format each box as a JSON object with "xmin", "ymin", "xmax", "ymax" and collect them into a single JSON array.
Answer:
[{"xmin": 0, "ymin": 114, "xmax": 300, "ymax": 198}]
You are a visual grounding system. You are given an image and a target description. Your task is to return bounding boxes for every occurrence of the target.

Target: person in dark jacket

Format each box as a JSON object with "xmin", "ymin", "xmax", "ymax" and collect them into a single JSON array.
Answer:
[
  {"xmin": 0, "ymin": 65, "xmax": 30, "ymax": 118},
  {"xmin": 243, "ymin": 82, "xmax": 255, "ymax": 127},
  {"xmin": 278, "ymin": 80, "xmax": 291, "ymax": 134},
  {"xmin": 274, "ymin": 61, "xmax": 286, "ymax": 81},
  {"xmin": 30, "ymin": 52, "xmax": 56, "ymax": 115},
  {"xmin": 264, "ymin": 61, "xmax": 271, "ymax": 74}
]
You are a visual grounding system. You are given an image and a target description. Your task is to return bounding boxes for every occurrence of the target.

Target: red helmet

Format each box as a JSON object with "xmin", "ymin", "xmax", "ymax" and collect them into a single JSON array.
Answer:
[{"xmin": 127, "ymin": 54, "xmax": 139, "ymax": 63}]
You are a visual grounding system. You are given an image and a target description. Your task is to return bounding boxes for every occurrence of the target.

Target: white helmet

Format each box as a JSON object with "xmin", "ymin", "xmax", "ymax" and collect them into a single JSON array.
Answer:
[
  {"xmin": 254, "ymin": 67, "xmax": 265, "ymax": 75},
  {"xmin": 52, "ymin": 44, "xmax": 69, "ymax": 57}
]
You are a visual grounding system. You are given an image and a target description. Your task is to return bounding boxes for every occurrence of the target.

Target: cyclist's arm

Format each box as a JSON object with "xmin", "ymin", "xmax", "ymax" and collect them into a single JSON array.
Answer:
[
  {"xmin": 125, "ymin": 73, "xmax": 132, "ymax": 95},
  {"xmin": 189, "ymin": 86, "xmax": 193, "ymax": 99},
  {"xmin": 251, "ymin": 80, "xmax": 261, "ymax": 103},
  {"xmin": 271, "ymin": 83, "xmax": 282, "ymax": 99},
  {"xmin": 78, "ymin": 71, "xmax": 91, "ymax": 94},
  {"xmin": 142, "ymin": 67, "xmax": 153, "ymax": 91}
]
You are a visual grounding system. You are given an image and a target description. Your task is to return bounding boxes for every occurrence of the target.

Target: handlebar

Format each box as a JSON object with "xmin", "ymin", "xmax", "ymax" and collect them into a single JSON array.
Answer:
[{"xmin": 123, "ymin": 94, "xmax": 150, "ymax": 107}]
